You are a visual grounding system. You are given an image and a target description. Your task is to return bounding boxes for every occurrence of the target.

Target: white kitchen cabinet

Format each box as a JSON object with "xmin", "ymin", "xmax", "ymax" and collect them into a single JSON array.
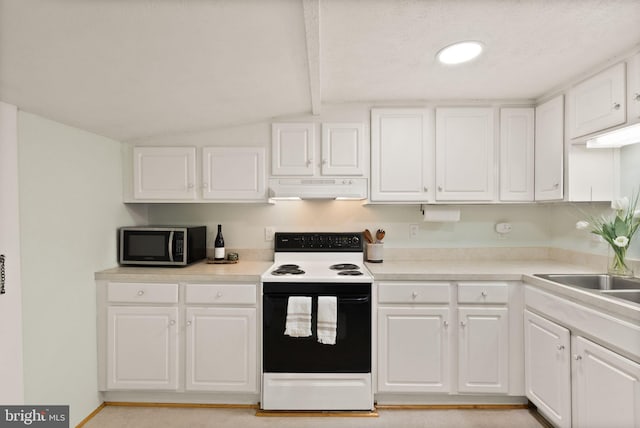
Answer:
[
  {"xmin": 370, "ymin": 108, "xmax": 434, "ymax": 202},
  {"xmin": 628, "ymin": 52, "xmax": 640, "ymax": 121},
  {"xmin": 201, "ymin": 147, "xmax": 266, "ymax": 201},
  {"xmin": 185, "ymin": 307, "xmax": 257, "ymax": 392},
  {"xmin": 569, "ymin": 63, "xmax": 626, "ymax": 139},
  {"xmin": 106, "ymin": 306, "xmax": 179, "ymax": 390},
  {"xmin": 133, "ymin": 146, "xmax": 197, "ymax": 200},
  {"xmin": 457, "ymin": 306, "xmax": 509, "ymax": 393},
  {"xmin": 568, "ymin": 145, "xmax": 617, "ymax": 202},
  {"xmin": 524, "ymin": 310, "xmax": 571, "ymax": 428},
  {"xmin": 321, "ymin": 122, "xmax": 365, "ymax": 176},
  {"xmin": 534, "ymin": 95, "xmax": 564, "ymax": 201},
  {"xmin": 572, "ymin": 335, "xmax": 640, "ymax": 428},
  {"xmin": 499, "ymin": 108, "xmax": 534, "ymax": 201},
  {"xmin": 435, "ymin": 107, "xmax": 495, "ymax": 201},
  {"xmin": 377, "ymin": 306, "xmax": 451, "ymax": 393},
  {"xmin": 271, "ymin": 123, "xmax": 315, "ymax": 176}
]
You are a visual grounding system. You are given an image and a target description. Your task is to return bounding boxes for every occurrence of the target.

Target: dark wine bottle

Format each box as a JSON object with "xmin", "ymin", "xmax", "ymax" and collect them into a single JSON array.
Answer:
[{"xmin": 214, "ymin": 224, "xmax": 225, "ymax": 260}]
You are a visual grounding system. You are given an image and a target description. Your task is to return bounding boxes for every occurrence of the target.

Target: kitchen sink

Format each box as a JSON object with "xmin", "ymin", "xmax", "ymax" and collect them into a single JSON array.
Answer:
[
  {"xmin": 534, "ymin": 274, "xmax": 640, "ymax": 291},
  {"xmin": 599, "ymin": 290, "xmax": 640, "ymax": 304}
]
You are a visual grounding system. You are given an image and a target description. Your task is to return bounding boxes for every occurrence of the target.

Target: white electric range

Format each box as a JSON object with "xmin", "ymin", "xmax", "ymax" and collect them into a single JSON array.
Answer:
[{"xmin": 260, "ymin": 232, "xmax": 374, "ymax": 411}]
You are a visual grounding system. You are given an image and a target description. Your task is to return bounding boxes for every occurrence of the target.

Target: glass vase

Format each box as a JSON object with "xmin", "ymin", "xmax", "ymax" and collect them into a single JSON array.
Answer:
[{"xmin": 608, "ymin": 248, "xmax": 634, "ymax": 277}]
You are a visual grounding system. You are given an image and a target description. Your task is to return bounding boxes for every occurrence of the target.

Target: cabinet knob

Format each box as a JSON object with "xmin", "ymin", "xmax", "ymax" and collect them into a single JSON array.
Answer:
[
  {"xmin": 306, "ymin": 159, "xmax": 312, "ymax": 166},
  {"xmin": 216, "ymin": 292, "xmax": 223, "ymax": 298},
  {"xmin": 443, "ymin": 321, "xmax": 449, "ymax": 328},
  {"xmin": 613, "ymin": 102, "xmax": 621, "ymax": 110},
  {"xmin": 169, "ymin": 320, "xmax": 176, "ymax": 326},
  {"xmin": 635, "ymin": 93, "xmax": 640, "ymax": 102},
  {"xmin": 186, "ymin": 321, "xmax": 192, "ymax": 327},
  {"xmin": 553, "ymin": 183, "xmax": 560, "ymax": 189},
  {"xmin": 423, "ymin": 187, "xmax": 429, "ymax": 192},
  {"xmin": 202, "ymin": 182, "xmax": 208, "ymax": 189},
  {"xmin": 322, "ymin": 159, "xmax": 328, "ymax": 165},
  {"xmin": 137, "ymin": 290, "xmax": 144, "ymax": 296},
  {"xmin": 557, "ymin": 345, "xmax": 565, "ymax": 351},
  {"xmin": 187, "ymin": 183, "xmax": 194, "ymax": 189},
  {"xmin": 438, "ymin": 186, "xmax": 443, "ymax": 192},
  {"xmin": 574, "ymin": 354, "xmax": 582, "ymax": 361},
  {"xmin": 481, "ymin": 291, "xmax": 487, "ymax": 297},
  {"xmin": 460, "ymin": 321, "xmax": 466, "ymax": 327},
  {"xmin": 411, "ymin": 291, "xmax": 418, "ymax": 299}
]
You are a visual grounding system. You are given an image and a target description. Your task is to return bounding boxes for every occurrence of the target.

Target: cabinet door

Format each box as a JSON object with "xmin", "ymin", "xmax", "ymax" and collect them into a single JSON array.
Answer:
[
  {"xmin": 535, "ymin": 95, "xmax": 564, "ymax": 201},
  {"xmin": 568, "ymin": 145, "xmax": 616, "ymax": 201},
  {"xmin": 185, "ymin": 307, "xmax": 257, "ymax": 392},
  {"xmin": 106, "ymin": 306, "xmax": 178, "ymax": 390},
  {"xmin": 272, "ymin": 123, "xmax": 315, "ymax": 176},
  {"xmin": 569, "ymin": 63, "xmax": 626, "ymax": 139},
  {"xmin": 629, "ymin": 52, "xmax": 640, "ymax": 121},
  {"xmin": 133, "ymin": 147, "xmax": 197, "ymax": 200},
  {"xmin": 321, "ymin": 123, "xmax": 365, "ymax": 176},
  {"xmin": 500, "ymin": 108, "xmax": 534, "ymax": 201},
  {"xmin": 435, "ymin": 107, "xmax": 495, "ymax": 201},
  {"xmin": 458, "ymin": 307, "xmax": 508, "ymax": 393},
  {"xmin": 524, "ymin": 310, "xmax": 571, "ymax": 428},
  {"xmin": 573, "ymin": 336, "xmax": 640, "ymax": 428},
  {"xmin": 377, "ymin": 307, "xmax": 450, "ymax": 392},
  {"xmin": 370, "ymin": 108, "xmax": 434, "ymax": 202},
  {"xmin": 201, "ymin": 147, "xmax": 265, "ymax": 201}
]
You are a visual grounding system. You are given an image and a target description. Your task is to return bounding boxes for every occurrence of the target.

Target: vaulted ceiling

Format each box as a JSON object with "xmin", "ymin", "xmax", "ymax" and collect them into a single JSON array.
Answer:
[{"xmin": 1, "ymin": 0, "xmax": 639, "ymax": 142}]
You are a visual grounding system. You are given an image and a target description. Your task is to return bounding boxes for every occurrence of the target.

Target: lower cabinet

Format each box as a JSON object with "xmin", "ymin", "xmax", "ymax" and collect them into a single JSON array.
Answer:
[
  {"xmin": 185, "ymin": 307, "xmax": 257, "ymax": 392},
  {"xmin": 458, "ymin": 306, "xmax": 509, "ymax": 393},
  {"xmin": 99, "ymin": 281, "xmax": 258, "ymax": 396},
  {"xmin": 107, "ymin": 306, "xmax": 179, "ymax": 390},
  {"xmin": 378, "ymin": 306, "xmax": 451, "ymax": 392},
  {"xmin": 524, "ymin": 309, "xmax": 571, "ymax": 428},
  {"xmin": 525, "ymin": 287, "xmax": 640, "ymax": 428}
]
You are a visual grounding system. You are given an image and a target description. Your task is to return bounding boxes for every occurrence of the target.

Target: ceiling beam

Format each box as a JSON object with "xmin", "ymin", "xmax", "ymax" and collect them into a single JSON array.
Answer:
[{"xmin": 302, "ymin": 0, "xmax": 321, "ymax": 115}]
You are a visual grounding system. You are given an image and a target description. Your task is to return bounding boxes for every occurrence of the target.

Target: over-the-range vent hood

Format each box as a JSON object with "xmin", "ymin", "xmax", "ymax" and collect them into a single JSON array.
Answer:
[{"xmin": 268, "ymin": 178, "xmax": 367, "ymax": 200}]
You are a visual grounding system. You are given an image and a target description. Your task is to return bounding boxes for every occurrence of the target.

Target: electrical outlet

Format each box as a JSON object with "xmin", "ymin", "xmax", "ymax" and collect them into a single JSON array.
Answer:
[
  {"xmin": 409, "ymin": 224, "xmax": 419, "ymax": 238},
  {"xmin": 265, "ymin": 227, "xmax": 275, "ymax": 242}
]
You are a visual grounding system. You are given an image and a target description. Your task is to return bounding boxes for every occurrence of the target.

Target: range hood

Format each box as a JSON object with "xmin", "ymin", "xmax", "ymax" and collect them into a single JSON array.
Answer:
[{"xmin": 268, "ymin": 178, "xmax": 367, "ymax": 200}]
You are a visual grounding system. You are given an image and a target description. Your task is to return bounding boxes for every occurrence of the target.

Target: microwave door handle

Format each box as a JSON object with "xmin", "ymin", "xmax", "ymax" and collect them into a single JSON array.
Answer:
[{"xmin": 168, "ymin": 231, "xmax": 174, "ymax": 262}]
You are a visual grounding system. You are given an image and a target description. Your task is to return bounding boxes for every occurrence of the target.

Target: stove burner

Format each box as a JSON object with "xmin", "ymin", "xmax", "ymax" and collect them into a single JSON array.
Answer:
[
  {"xmin": 271, "ymin": 264, "xmax": 305, "ymax": 276},
  {"xmin": 330, "ymin": 263, "xmax": 360, "ymax": 271},
  {"xmin": 337, "ymin": 270, "xmax": 364, "ymax": 276}
]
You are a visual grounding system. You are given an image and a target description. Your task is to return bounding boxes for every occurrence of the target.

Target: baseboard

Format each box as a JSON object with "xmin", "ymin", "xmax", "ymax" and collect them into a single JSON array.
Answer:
[
  {"xmin": 75, "ymin": 402, "xmax": 106, "ymax": 428},
  {"xmin": 256, "ymin": 409, "xmax": 379, "ymax": 417}
]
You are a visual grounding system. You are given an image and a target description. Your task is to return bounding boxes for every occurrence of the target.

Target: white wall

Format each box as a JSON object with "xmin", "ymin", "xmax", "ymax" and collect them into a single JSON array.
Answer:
[{"xmin": 17, "ymin": 112, "xmax": 144, "ymax": 426}]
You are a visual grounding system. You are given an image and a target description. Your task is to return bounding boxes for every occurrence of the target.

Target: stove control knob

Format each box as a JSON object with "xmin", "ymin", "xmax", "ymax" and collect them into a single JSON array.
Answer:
[{"xmin": 352, "ymin": 236, "xmax": 360, "ymax": 245}]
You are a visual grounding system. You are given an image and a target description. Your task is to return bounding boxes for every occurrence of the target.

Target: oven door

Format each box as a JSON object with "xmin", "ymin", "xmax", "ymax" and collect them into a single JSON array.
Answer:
[{"xmin": 262, "ymin": 282, "xmax": 371, "ymax": 373}]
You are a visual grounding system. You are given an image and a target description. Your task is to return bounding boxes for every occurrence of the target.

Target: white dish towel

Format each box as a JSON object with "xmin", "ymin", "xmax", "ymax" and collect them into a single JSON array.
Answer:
[
  {"xmin": 284, "ymin": 296, "xmax": 312, "ymax": 338},
  {"xmin": 317, "ymin": 296, "xmax": 337, "ymax": 345}
]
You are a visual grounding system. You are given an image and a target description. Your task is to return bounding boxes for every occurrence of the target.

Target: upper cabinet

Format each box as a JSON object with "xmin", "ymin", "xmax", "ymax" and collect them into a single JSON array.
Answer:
[
  {"xmin": 435, "ymin": 107, "xmax": 495, "ymax": 201},
  {"xmin": 271, "ymin": 123, "xmax": 315, "ymax": 176},
  {"xmin": 133, "ymin": 146, "xmax": 197, "ymax": 200},
  {"xmin": 535, "ymin": 95, "xmax": 564, "ymax": 201},
  {"xmin": 568, "ymin": 63, "xmax": 626, "ymax": 139},
  {"xmin": 628, "ymin": 52, "xmax": 640, "ymax": 122},
  {"xmin": 370, "ymin": 108, "xmax": 434, "ymax": 202},
  {"xmin": 500, "ymin": 108, "xmax": 535, "ymax": 202},
  {"xmin": 129, "ymin": 146, "xmax": 266, "ymax": 202},
  {"xmin": 321, "ymin": 123, "xmax": 365, "ymax": 176},
  {"xmin": 272, "ymin": 122, "xmax": 366, "ymax": 177},
  {"xmin": 202, "ymin": 147, "xmax": 266, "ymax": 201}
]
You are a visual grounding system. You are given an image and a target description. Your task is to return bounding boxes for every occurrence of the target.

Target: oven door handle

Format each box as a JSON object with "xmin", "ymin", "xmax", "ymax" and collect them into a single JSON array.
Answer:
[{"xmin": 339, "ymin": 296, "xmax": 370, "ymax": 303}]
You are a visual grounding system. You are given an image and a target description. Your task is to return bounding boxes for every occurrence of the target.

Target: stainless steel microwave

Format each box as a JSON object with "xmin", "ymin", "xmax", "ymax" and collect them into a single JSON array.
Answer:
[{"xmin": 119, "ymin": 226, "xmax": 206, "ymax": 266}]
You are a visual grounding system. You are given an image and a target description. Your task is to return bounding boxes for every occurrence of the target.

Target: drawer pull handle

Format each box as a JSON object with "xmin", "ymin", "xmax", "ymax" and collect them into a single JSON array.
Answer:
[{"xmin": 137, "ymin": 290, "xmax": 144, "ymax": 296}]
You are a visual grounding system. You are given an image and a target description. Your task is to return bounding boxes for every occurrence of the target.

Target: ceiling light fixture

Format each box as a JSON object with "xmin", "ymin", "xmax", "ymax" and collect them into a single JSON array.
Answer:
[{"xmin": 436, "ymin": 41, "xmax": 484, "ymax": 65}]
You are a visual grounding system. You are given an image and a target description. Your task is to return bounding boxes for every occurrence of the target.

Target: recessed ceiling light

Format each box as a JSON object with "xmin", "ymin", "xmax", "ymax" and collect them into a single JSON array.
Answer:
[{"xmin": 437, "ymin": 41, "xmax": 484, "ymax": 65}]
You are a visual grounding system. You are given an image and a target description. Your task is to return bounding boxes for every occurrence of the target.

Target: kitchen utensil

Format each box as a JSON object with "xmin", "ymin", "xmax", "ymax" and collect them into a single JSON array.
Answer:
[
  {"xmin": 376, "ymin": 229, "xmax": 385, "ymax": 242},
  {"xmin": 363, "ymin": 229, "xmax": 374, "ymax": 244}
]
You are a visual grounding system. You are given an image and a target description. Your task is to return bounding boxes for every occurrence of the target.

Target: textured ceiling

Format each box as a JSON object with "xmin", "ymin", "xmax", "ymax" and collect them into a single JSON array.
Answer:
[{"xmin": 1, "ymin": 0, "xmax": 639, "ymax": 142}]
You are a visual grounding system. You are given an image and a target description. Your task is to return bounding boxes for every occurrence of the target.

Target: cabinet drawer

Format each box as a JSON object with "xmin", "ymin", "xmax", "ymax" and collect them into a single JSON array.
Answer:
[
  {"xmin": 108, "ymin": 282, "xmax": 179, "ymax": 304},
  {"xmin": 185, "ymin": 284, "xmax": 256, "ymax": 305},
  {"xmin": 457, "ymin": 282, "xmax": 508, "ymax": 304},
  {"xmin": 378, "ymin": 282, "xmax": 450, "ymax": 304}
]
